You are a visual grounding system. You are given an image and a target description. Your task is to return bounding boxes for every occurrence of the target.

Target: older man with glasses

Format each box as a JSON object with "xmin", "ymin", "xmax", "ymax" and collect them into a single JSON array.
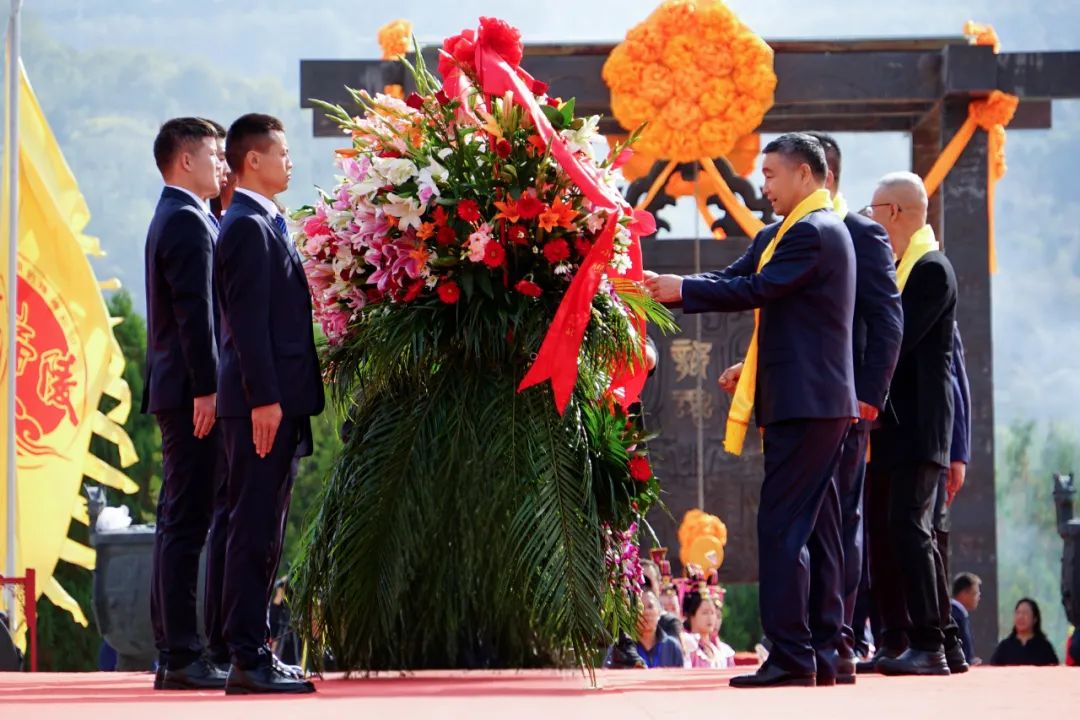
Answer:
[{"xmin": 860, "ymin": 172, "xmax": 966, "ymax": 677}]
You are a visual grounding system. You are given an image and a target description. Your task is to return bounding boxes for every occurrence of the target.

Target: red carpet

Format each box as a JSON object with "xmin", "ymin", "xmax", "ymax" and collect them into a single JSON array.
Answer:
[{"xmin": 2, "ymin": 667, "xmax": 1077, "ymax": 720}]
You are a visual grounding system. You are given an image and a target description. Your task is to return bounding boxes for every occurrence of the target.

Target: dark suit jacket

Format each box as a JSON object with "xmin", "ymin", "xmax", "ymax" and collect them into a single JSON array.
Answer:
[
  {"xmin": 844, "ymin": 212, "xmax": 903, "ymax": 411},
  {"xmin": 142, "ymin": 187, "xmax": 218, "ymax": 413},
  {"xmin": 874, "ymin": 251, "xmax": 958, "ymax": 468},
  {"xmin": 214, "ymin": 192, "xmax": 324, "ymax": 419},
  {"xmin": 950, "ymin": 323, "xmax": 971, "ymax": 464},
  {"xmin": 681, "ymin": 208, "xmax": 858, "ymax": 426}
]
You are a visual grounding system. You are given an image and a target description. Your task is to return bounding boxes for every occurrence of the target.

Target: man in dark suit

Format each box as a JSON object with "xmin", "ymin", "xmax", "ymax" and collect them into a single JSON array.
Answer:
[
  {"xmin": 647, "ymin": 133, "xmax": 858, "ymax": 688},
  {"xmin": 195, "ymin": 117, "xmax": 232, "ymax": 672},
  {"xmin": 215, "ymin": 114, "xmax": 323, "ymax": 695},
  {"xmin": 143, "ymin": 117, "xmax": 228, "ymax": 689},
  {"xmin": 934, "ymin": 323, "xmax": 972, "ymax": 577},
  {"xmin": 863, "ymin": 172, "xmax": 964, "ymax": 676},
  {"xmin": 805, "ymin": 133, "xmax": 903, "ymax": 683}
]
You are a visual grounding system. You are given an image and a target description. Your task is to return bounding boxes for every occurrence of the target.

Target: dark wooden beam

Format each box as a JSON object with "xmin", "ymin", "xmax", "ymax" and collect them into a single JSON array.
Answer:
[
  {"xmin": 940, "ymin": 97, "xmax": 999, "ymax": 656},
  {"xmin": 912, "ymin": 103, "xmax": 943, "ymax": 236},
  {"xmin": 998, "ymin": 51, "xmax": 1080, "ymax": 99}
]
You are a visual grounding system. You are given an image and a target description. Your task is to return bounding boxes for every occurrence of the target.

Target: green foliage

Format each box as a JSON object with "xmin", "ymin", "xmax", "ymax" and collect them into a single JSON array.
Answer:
[
  {"xmin": 995, "ymin": 420, "xmax": 1078, "ymax": 648},
  {"xmin": 720, "ymin": 583, "xmax": 762, "ymax": 652}
]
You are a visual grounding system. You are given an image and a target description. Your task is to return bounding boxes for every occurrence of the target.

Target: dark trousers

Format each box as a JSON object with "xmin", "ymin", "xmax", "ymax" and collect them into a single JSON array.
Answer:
[
  {"xmin": 203, "ymin": 440, "xmax": 230, "ymax": 663},
  {"xmin": 867, "ymin": 460, "xmax": 957, "ymax": 652},
  {"xmin": 220, "ymin": 417, "xmax": 303, "ymax": 670},
  {"xmin": 759, "ymin": 418, "xmax": 850, "ymax": 675},
  {"xmin": 831, "ymin": 423, "xmax": 869, "ymax": 657},
  {"xmin": 150, "ymin": 410, "xmax": 219, "ymax": 669}
]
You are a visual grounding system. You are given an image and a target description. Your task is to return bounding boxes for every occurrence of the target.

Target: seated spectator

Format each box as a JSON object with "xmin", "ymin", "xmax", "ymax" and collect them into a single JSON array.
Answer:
[
  {"xmin": 604, "ymin": 590, "xmax": 684, "ymax": 669},
  {"xmin": 951, "ymin": 572, "xmax": 981, "ymax": 664},
  {"xmin": 680, "ymin": 585, "xmax": 736, "ymax": 669},
  {"xmin": 640, "ymin": 560, "xmax": 683, "ymax": 639},
  {"xmin": 990, "ymin": 598, "xmax": 1060, "ymax": 666}
]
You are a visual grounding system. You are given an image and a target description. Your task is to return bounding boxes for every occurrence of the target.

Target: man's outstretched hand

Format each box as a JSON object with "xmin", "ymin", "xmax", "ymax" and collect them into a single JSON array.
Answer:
[{"xmin": 644, "ymin": 273, "xmax": 684, "ymax": 304}]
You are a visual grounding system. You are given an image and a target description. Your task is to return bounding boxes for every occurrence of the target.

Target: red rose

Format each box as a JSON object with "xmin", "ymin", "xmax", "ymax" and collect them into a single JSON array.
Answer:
[
  {"xmin": 438, "ymin": 29, "xmax": 476, "ymax": 77},
  {"xmin": 436, "ymin": 225, "xmax": 457, "ymax": 246},
  {"xmin": 495, "ymin": 139, "xmax": 513, "ymax": 159},
  {"xmin": 456, "ymin": 198, "xmax": 482, "ymax": 223},
  {"xmin": 629, "ymin": 456, "xmax": 652, "ymax": 482},
  {"xmin": 437, "ymin": 281, "xmax": 461, "ymax": 304},
  {"xmin": 515, "ymin": 279, "xmax": 542, "ymax": 297},
  {"xmin": 483, "ymin": 241, "xmax": 506, "ymax": 268},
  {"xmin": 543, "ymin": 239, "xmax": 570, "ymax": 264},
  {"xmin": 405, "ymin": 92, "xmax": 425, "ymax": 110},
  {"xmin": 478, "ymin": 17, "xmax": 523, "ymax": 67},
  {"xmin": 573, "ymin": 237, "xmax": 592, "ymax": 258},
  {"xmin": 546, "ymin": 96, "xmax": 562, "ymax": 108},
  {"xmin": 508, "ymin": 224, "xmax": 529, "ymax": 245},
  {"xmin": 435, "ymin": 89, "xmax": 450, "ymax": 105},
  {"xmin": 516, "ymin": 192, "xmax": 544, "ymax": 220}
]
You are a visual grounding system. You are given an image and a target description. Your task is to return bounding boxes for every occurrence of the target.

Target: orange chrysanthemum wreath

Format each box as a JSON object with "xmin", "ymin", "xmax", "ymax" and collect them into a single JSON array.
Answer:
[{"xmin": 603, "ymin": 0, "xmax": 775, "ymax": 163}]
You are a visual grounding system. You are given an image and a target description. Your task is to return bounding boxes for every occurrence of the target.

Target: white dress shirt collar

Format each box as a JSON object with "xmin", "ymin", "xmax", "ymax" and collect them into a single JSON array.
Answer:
[{"xmin": 234, "ymin": 187, "xmax": 280, "ymax": 218}]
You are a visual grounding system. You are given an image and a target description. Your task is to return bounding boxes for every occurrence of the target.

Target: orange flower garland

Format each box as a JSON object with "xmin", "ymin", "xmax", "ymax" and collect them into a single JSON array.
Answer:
[
  {"xmin": 677, "ymin": 509, "xmax": 728, "ymax": 568},
  {"xmin": 603, "ymin": 0, "xmax": 775, "ymax": 163},
  {"xmin": 378, "ymin": 19, "xmax": 413, "ymax": 60}
]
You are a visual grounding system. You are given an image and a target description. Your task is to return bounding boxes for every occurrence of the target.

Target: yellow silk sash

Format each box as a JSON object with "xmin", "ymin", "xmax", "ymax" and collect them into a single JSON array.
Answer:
[
  {"xmin": 725, "ymin": 188, "xmax": 833, "ymax": 455},
  {"xmin": 895, "ymin": 224, "xmax": 940, "ymax": 292}
]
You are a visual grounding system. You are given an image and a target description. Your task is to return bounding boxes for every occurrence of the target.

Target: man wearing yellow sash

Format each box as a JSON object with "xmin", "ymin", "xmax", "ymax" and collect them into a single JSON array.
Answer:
[
  {"xmin": 860, "ymin": 172, "xmax": 963, "ymax": 677},
  {"xmin": 646, "ymin": 134, "xmax": 858, "ymax": 688},
  {"xmin": 806, "ymin": 133, "xmax": 904, "ymax": 683}
]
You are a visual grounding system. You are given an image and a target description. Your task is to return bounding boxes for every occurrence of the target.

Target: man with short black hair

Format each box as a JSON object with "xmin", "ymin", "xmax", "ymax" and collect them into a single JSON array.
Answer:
[
  {"xmin": 951, "ymin": 572, "xmax": 981, "ymax": 664},
  {"xmin": 804, "ymin": 132, "xmax": 903, "ymax": 683},
  {"xmin": 215, "ymin": 113, "xmax": 323, "ymax": 695},
  {"xmin": 144, "ymin": 116, "xmax": 226, "ymax": 690},
  {"xmin": 646, "ymin": 133, "xmax": 858, "ymax": 688}
]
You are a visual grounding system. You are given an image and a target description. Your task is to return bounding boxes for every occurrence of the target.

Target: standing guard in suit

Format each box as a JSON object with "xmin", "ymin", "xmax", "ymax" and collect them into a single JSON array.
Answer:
[
  {"xmin": 143, "ymin": 117, "xmax": 227, "ymax": 690},
  {"xmin": 647, "ymin": 133, "xmax": 858, "ymax": 688},
  {"xmin": 215, "ymin": 114, "xmax": 323, "ymax": 695},
  {"xmin": 863, "ymin": 172, "xmax": 965, "ymax": 676},
  {"xmin": 804, "ymin": 133, "xmax": 903, "ymax": 683}
]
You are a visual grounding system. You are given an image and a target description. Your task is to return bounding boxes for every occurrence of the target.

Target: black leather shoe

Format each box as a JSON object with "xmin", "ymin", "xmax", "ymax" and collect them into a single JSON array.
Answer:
[
  {"xmin": 877, "ymin": 648, "xmax": 950, "ymax": 676},
  {"xmin": 162, "ymin": 658, "xmax": 228, "ymax": 690},
  {"xmin": 731, "ymin": 662, "xmax": 816, "ymax": 689},
  {"xmin": 225, "ymin": 664, "xmax": 316, "ymax": 695},
  {"xmin": 945, "ymin": 644, "xmax": 970, "ymax": 674},
  {"xmin": 153, "ymin": 666, "xmax": 164, "ymax": 690},
  {"xmin": 814, "ymin": 648, "xmax": 839, "ymax": 687},
  {"xmin": 836, "ymin": 655, "xmax": 857, "ymax": 685},
  {"xmin": 855, "ymin": 646, "xmax": 902, "ymax": 674}
]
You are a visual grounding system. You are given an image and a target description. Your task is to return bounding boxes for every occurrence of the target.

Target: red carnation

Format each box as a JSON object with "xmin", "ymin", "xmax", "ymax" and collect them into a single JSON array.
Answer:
[
  {"xmin": 437, "ymin": 281, "xmax": 461, "ymax": 304},
  {"xmin": 483, "ymin": 241, "xmax": 506, "ymax": 268},
  {"xmin": 629, "ymin": 456, "xmax": 652, "ymax": 482},
  {"xmin": 516, "ymin": 192, "xmax": 544, "ymax": 220},
  {"xmin": 478, "ymin": 17, "xmax": 523, "ymax": 67},
  {"xmin": 436, "ymin": 225, "xmax": 457, "ymax": 246},
  {"xmin": 495, "ymin": 139, "xmax": 513, "ymax": 159},
  {"xmin": 543, "ymin": 239, "xmax": 570, "ymax": 264},
  {"xmin": 573, "ymin": 237, "xmax": 592, "ymax": 258},
  {"xmin": 457, "ymin": 198, "xmax": 482, "ymax": 223},
  {"xmin": 546, "ymin": 96, "xmax": 562, "ymax": 108},
  {"xmin": 515, "ymin": 279, "xmax": 542, "ymax": 297},
  {"xmin": 508, "ymin": 224, "xmax": 529, "ymax": 245},
  {"xmin": 438, "ymin": 29, "xmax": 476, "ymax": 76},
  {"xmin": 405, "ymin": 92, "xmax": 425, "ymax": 110}
]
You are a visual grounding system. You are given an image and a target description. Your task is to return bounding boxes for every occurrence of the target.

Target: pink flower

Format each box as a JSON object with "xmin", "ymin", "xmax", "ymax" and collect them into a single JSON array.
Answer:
[{"xmin": 467, "ymin": 224, "xmax": 492, "ymax": 263}]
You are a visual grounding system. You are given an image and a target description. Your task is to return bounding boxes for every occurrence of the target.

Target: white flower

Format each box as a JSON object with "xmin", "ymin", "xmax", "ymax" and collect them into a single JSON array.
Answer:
[
  {"xmin": 384, "ymin": 193, "xmax": 424, "ymax": 231},
  {"xmin": 585, "ymin": 212, "xmax": 606, "ymax": 234},
  {"xmin": 326, "ymin": 207, "xmax": 354, "ymax": 231},
  {"xmin": 554, "ymin": 263, "xmax": 572, "ymax": 276},
  {"xmin": 417, "ymin": 159, "xmax": 449, "ymax": 201},
  {"xmin": 561, "ymin": 115, "xmax": 600, "ymax": 156},
  {"xmin": 373, "ymin": 156, "xmax": 418, "ymax": 186},
  {"xmin": 609, "ymin": 252, "xmax": 633, "ymax": 275}
]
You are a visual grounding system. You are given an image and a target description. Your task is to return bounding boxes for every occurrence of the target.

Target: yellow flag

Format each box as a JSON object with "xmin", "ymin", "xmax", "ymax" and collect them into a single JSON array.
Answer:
[{"xmin": 0, "ymin": 61, "xmax": 138, "ymax": 644}]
